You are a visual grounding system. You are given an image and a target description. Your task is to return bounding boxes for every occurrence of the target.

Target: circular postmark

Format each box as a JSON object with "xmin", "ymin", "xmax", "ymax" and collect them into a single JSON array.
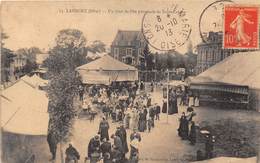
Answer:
[
  {"xmin": 199, "ymin": 0, "xmax": 234, "ymax": 43},
  {"xmin": 142, "ymin": 4, "xmax": 192, "ymax": 51}
]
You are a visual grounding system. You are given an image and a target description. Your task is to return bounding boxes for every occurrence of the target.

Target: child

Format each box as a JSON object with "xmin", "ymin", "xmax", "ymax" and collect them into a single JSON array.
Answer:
[{"xmin": 147, "ymin": 117, "xmax": 153, "ymax": 132}]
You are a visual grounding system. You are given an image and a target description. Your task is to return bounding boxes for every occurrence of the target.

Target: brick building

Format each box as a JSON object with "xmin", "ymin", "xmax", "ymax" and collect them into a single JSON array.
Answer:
[
  {"xmin": 111, "ymin": 30, "xmax": 147, "ymax": 68},
  {"xmin": 196, "ymin": 32, "xmax": 242, "ymax": 74}
]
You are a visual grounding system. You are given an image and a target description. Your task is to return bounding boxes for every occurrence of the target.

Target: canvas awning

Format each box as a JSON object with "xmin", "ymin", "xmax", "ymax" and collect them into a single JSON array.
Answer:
[
  {"xmin": 192, "ymin": 51, "xmax": 260, "ymax": 89},
  {"xmin": 1, "ymin": 80, "xmax": 49, "ymax": 135},
  {"xmin": 76, "ymin": 54, "xmax": 138, "ymax": 84}
]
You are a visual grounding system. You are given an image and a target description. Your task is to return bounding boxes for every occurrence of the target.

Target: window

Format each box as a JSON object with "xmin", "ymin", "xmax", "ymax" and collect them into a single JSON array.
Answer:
[
  {"xmin": 126, "ymin": 48, "xmax": 132, "ymax": 56},
  {"xmin": 125, "ymin": 57, "xmax": 133, "ymax": 65},
  {"xmin": 114, "ymin": 48, "xmax": 119, "ymax": 59},
  {"xmin": 138, "ymin": 48, "xmax": 142, "ymax": 55}
]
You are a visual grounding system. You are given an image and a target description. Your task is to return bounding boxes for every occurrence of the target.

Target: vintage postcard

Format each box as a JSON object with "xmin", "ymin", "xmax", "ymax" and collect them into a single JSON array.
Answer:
[{"xmin": 1, "ymin": 0, "xmax": 260, "ymax": 163}]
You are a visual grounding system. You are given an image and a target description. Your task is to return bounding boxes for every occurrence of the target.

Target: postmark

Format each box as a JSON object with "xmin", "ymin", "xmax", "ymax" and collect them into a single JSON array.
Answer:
[
  {"xmin": 223, "ymin": 5, "xmax": 259, "ymax": 49},
  {"xmin": 199, "ymin": 0, "xmax": 234, "ymax": 43},
  {"xmin": 141, "ymin": 4, "xmax": 191, "ymax": 51}
]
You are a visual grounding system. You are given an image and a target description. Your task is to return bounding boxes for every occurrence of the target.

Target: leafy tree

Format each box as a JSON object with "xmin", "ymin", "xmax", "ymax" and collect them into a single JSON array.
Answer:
[
  {"xmin": 44, "ymin": 29, "xmax": 87, "ymax": 153},
  {"xmin": 87, "ymin": 40, "xmax": 106, "ymax": 53},
  {"xmin": 21, "ymin": 59, "xmax": 38, "ymax": 74},
  {"xmin": 16, "ymin": 47, "xmax": 42, "ymax": 63},
  {"xmin": 1, "ymin": 32, "xmax": 15, "ymax": 83}
]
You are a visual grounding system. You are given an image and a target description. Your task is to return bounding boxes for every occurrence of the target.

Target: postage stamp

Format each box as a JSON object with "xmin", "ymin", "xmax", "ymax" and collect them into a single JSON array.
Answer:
[
  {"xmin": 142, "ymin": 4, "xmax": 191, "ymax": 51},
  {"xmin": 224, "ymin": 5, "xmax": 259, "ymax": 49}
]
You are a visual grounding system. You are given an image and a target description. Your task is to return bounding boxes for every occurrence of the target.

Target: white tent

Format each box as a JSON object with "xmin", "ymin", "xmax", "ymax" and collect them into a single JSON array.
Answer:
[
  {"xmin": 1, "ymin": 80, "xmax": 49, "ymax": 135},
  {"xmin": 76, "ymin": 54, "xmax": 138, "ymax": 85},
  {"xmin": 21, "ymin": 74, "xmax": 48, "ymax": 88},
  {"xmin": 192, "ymin": 51, "xmax": 260, "ymax": 89},
  {"xmin": 192, "ymin": 51, "xmax": 260, "ymax": 111}
]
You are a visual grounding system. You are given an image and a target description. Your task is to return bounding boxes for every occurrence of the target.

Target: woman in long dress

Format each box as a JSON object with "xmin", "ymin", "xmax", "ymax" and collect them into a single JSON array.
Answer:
[
  {"xmin": 188, "ymin": 94, "xmax": 194, "ymax": 107},
  {"xmin": 194, "ymin": 96, "xmax": 200, "ymax": 107},
  {"xmin": 138, "ymin": 110, "xmax": 146, "ymax": 132},
  {"xmin": 230, "ymin": 9, "xmax": 254, "ymax": 46}
]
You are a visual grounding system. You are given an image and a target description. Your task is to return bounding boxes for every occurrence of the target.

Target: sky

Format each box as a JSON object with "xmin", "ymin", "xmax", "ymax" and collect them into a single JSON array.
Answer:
[{"xmin": 1, "ymin": 0, "xmax": 259, "ymax": 53}]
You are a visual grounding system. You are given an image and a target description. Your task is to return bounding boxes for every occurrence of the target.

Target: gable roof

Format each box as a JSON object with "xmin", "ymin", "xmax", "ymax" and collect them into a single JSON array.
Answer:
[
  {"xmin": 112, "ymin": 30, "xmax": 144, "ymax": 46},
  {"xmin": 192, "ymin": 51, "xmax": 260, "ymax": 89},
  {"xmin": 76, "ymin": 54, "xmax": 137, "ymax": 71}
]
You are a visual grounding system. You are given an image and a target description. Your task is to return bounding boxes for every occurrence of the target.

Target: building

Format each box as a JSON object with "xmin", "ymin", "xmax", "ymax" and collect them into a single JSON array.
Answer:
[
  {"xmin": 14, "ymin": 54, "xmax": 27, "ymax": 70},
  {"xmin": 110, "ymin": 30, "xmax": 147, "ymax": 68},
  {"xmin": 196, "ymin": 32, "xmax": 242, "ymax": 74}
]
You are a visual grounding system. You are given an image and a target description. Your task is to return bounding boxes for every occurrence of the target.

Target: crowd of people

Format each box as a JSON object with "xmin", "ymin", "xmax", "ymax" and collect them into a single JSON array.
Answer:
[
  {"xmin": 177, "ymin": 108, "xmax": 197, "ymax": 145},
  {"xmin": 47, "ymin": 81, "xmax": 215, "ymax": 163},
  {"xmin": 86, "ymin": 122, "xmax": 142, "ymax": 163},
  {"xmin": 78, "ymin": 82, "xmax": 161, "ymax": 163}
]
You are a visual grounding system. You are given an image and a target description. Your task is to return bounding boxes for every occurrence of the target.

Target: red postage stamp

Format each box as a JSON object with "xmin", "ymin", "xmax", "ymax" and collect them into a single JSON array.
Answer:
[{"xmin": 224, "ymin": 5, "xmax": 259, "ymax": 49}]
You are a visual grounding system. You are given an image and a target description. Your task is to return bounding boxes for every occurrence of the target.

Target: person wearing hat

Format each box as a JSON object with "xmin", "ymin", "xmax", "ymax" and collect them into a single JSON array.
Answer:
[
  {"xmin": 110, "ymin": 145, "xmax": 122, "ymax": 163},
  {"xmin": 47, "ymin": 131, "xmax": 58, "ymax": 161},
  {"xmin": 115, "ymin": 125, "xmax": 129, "ymax": 159},
  {"xmin": 189, "ymin": 121, "xmax": 197, "ymax": 145},
  {"xmin": 129, "ymin": 138, "xmax": 140, "ymax": 162},
  {"xmin": 178, "ymin": 112, "xmax": 189, "ymax": 140},
  {"xmin": 130, "ymin": 129, "xmax": 141, "ymax": 142},
  {"xmin": 155, "ymin": 103, "xmax": 161, "ymax": 121},
  {"xmin": 65, "ymin": 143, "xmax": 80, "ymax": 163},
  {"xmin": 100, "ymin": 138, "xmax": 112, "ymax": 157},
  {"xmin": 186, "ymin": 107, "xmax": 196, "ymax": 122},
  {"xmin": 111, "ymin": 134, "xmax": 123, "ymax": 156},
  {"xmin": 98, "ymin": 117, "xmax": 110, "ymax": 141},
  {"xmin": 87, "ymin": 135, "xmax": 101, "ymax": 159}
]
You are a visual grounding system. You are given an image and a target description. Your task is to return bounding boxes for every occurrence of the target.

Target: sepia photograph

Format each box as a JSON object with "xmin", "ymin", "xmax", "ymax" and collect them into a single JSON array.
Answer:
[{"xmin": 1, "ymin": 0, "xmax": 260, "ymax": 163}]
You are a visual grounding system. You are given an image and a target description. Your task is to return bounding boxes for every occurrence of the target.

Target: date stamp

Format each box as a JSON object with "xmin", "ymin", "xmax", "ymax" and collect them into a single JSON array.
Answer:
[
  {"xmin": 224, "ymin": 5, "xmax": 259, "ymax": 49},
  {"xmin": 141, "ymin": 4, "xmax": 191, "ymax": 51}
]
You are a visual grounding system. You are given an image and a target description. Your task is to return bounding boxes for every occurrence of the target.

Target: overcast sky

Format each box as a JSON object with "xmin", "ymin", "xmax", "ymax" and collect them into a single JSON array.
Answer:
[{"xmin": 1, "ymin": 0, "xmax": 258, "ymax": 53}]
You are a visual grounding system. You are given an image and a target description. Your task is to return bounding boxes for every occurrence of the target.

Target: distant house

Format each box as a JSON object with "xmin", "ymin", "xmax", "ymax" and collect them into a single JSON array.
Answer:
[{"xmin": 111, "ymin": 30, "xmax": 147, "ymax": 68}]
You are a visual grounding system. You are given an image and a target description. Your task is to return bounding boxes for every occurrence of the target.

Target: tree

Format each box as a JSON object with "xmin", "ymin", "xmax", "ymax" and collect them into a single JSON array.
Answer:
[
  {"xmin": 21, "ymin": 59, "xmax": 38, "ymax": 74},
  {"xmin": 44, "ymin": 29, "xmax": 87, "ymax": 161},
  {"xmin": 143, "ymin": 44, "xmax": 150, "ymax": 70},
  {"xmin": 16, "ymin": 47, "xmax": 42, "ymax": 63},
  {"xmin": 1, "ymin": 32, "xmax": 15, "ymax": 83},
  {"xmin": 87, "ymin": 40, "xmax": 106, "ymax": 53}
]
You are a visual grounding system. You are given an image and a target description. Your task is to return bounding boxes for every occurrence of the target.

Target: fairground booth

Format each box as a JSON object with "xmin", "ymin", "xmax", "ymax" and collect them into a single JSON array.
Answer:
[
  {"xmin": 76, "ymin": 54, "xmax": 138, "ymax": 86},
  {"xmin": 1, "ymin": 78, "xmax": 49, "ymax": 162},
  {"xmin": 190, "ymin": 51, "xmax": 260, "ymax": 111}
]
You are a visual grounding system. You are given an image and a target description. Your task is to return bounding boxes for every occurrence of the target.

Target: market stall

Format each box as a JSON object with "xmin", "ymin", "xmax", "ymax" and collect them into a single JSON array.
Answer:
[{"xmin": 190, "ymin": 82, "xmax": 249, "ymax": 109}]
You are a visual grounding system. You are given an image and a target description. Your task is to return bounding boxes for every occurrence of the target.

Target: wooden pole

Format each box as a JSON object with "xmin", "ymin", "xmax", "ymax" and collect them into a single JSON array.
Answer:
[{"xmin": 167, "ymin": 70, "xmax": 169, "ymax": 124}]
